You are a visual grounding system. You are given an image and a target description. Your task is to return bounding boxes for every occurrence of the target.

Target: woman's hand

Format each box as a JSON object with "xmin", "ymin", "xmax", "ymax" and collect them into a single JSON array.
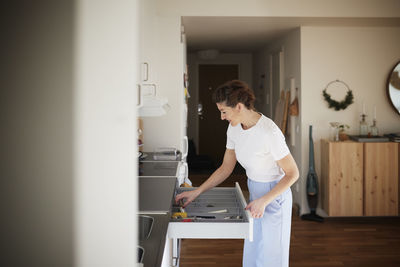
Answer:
[
  {"xmin": 175, "ymin": 189, "xmax": 201, "ymax": 208},
  {"xmin": 245, "ymin": 197, "xmax": 270, "ymax": 219}
]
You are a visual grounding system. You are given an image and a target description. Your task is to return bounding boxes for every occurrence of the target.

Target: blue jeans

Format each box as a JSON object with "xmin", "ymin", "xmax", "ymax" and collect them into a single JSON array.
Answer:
[{"xmin": 243, "ymin": 178, "xmax": 292, "ymax": 267}]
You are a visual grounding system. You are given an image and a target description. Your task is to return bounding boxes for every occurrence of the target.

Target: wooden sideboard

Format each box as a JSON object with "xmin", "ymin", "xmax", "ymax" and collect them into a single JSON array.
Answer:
[{"xmin": 320, "ymin": 140, "xmax": 399, "ymax": 217}]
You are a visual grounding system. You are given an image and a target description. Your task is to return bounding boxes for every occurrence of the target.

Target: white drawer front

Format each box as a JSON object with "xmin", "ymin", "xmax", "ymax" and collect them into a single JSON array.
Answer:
[{"xmin": 168, "ymin": 183, "xmax": 253, "ymax": 241}]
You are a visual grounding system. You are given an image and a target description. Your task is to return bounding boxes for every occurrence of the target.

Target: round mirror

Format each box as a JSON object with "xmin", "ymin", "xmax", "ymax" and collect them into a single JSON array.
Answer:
[{"xmin": 387, "ymin": 61, "xmax": 400, "ymax": 115}]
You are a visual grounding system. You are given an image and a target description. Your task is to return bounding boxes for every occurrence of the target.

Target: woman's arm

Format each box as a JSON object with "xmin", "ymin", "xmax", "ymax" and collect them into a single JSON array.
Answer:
[
  {"xmin": 245, "ymin": 153, "xmax": 299, "ymax": 218},
  {"xmin": 196, "ymin": 148, "xmax": 237, "ymax": 194},
  {"xmin": 175, "ymin": 148, "xmax": 237, "ymax": 207}
]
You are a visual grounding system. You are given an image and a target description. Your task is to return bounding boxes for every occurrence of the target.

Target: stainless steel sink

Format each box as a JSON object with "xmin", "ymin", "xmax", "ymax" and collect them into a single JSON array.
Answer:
[
  {"xmin": 138, "ymin": 213, "xmax": 170, "ymax": 267},
  {"xmin": 138, "ymin": 215, "xmax": 154, "ymax": 241},
  {"xmin": 137, "ymin": 246, "xmax": 144, "ymax": 263}
]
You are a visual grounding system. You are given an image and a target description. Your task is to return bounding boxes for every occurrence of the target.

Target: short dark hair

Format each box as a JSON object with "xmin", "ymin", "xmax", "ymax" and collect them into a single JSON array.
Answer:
[{"xmin": 212, "ymin": 80, "xmax": 256, "ymax": 110}]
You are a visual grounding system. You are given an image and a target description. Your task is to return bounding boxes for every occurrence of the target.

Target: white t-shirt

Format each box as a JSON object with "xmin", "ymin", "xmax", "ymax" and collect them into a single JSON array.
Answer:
[{"xmin": 226, "ymin": 114, "xmax": 290, "ymax": 182}]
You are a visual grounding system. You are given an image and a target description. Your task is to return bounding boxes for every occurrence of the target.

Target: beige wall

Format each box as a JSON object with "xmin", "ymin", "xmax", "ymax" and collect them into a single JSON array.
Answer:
[{"xmin": 301, "ymin": 26, "xmax": 400, "ymax": 214}]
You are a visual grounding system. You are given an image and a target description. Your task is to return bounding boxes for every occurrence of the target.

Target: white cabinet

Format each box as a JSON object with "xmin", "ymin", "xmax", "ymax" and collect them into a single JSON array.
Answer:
[
  {"xmin": 161, "ymin": 234, "xmax": 172, "ymax": 267},
  {"xmin": 137, "ymin": 0, "xmax": 170, "ymax": 116},
  {"xmin": 139, "ymin": 0, "xmax": 157, "ymax": 84}
]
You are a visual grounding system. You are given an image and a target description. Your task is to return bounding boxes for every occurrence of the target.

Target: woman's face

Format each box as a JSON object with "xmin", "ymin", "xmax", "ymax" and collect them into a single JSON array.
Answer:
[{"xmin": 216, "ymin": 102, "xmax": 240, "ymax": 126}]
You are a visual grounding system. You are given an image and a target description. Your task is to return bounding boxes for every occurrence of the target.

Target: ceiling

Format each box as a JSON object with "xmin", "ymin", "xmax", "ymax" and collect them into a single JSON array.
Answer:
[{"xmin": 182, "ymin": 16, "xmax": 400, "ymax": 53}]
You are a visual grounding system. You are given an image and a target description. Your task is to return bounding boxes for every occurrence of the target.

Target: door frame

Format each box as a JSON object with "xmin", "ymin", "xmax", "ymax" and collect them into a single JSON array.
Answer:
[{"xmin": 187, "ymin": 53, "xmax": 253, "ymax": 152}]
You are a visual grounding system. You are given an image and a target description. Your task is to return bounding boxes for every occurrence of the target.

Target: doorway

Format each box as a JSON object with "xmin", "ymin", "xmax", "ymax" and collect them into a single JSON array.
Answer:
[{"xmin": 198, "ymin": 64, "xmax": 238, "ymax": 168}]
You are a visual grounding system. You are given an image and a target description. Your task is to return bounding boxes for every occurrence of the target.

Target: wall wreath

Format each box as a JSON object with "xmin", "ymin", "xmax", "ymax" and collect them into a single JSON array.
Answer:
[{"xmin": 322, "ymin": 79, "xmax": 354, "ymax": 111}]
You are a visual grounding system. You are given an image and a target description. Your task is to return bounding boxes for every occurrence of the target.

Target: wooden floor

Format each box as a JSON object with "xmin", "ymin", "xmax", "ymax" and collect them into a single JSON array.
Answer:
[
  {"xmin": 180, "ymin": 215, "xmax": 400, "ymax": 267},
  {"xmin": 181, "ymin": 173, "xmax": 400, "ymax": 267}
]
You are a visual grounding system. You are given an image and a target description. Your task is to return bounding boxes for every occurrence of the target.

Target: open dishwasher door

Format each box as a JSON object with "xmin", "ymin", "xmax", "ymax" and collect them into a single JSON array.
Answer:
[{"xmin": 168, "ymin": 182, "xmax": 253, "ymax": 241}]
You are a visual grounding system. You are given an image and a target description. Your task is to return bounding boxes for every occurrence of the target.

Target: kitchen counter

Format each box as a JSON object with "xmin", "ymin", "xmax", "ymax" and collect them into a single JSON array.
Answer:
[
  {"xmin": 139, "ymin": 177, "xmax": 177, "ymax": 213},
  {"xmin": 138, "ymin": 177, "xmax": 177, "ymax": 266},
  {"xmin": 138, "ymin": 161, "xmax": 180, "ymax": 177},
  {"xmin": 138, "ymin": 176, "xmax": 252, "ymax": 266},
  {"xmin": 139, "ymin": 213, "xmax": 170, "ymax": 267}
]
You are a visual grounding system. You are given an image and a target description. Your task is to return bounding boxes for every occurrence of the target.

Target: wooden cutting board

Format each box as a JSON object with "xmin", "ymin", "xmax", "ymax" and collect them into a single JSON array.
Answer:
[{"xmin": 274, "ymin": 90, "xmax": 290, "ymax": 135}]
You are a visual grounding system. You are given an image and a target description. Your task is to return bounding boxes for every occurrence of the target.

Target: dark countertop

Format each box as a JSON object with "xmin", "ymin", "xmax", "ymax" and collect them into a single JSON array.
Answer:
[
  {"xmin": 139, "ymin": 214, "xmax": 170, "ymax": 267},
  {"xmin": 138, "ymin": 161, "xmax": 180, "ymax": 177},
  {"xmin": 138, "ymin": 177, "xmax": 177, "ymax": 266},
  {"xmin": 139, "ymin": 177, "xmax": 177, "ymax": 213}
]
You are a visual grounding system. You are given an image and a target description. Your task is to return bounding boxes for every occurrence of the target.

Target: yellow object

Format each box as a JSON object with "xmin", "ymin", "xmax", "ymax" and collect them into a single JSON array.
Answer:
[
  {"xmin": 180, "ymin": 182, "xmax": 192, "ymax": 187},
  {"xmin": 171, "ymin": 212, "xmax": 187, "ymax": 219}
]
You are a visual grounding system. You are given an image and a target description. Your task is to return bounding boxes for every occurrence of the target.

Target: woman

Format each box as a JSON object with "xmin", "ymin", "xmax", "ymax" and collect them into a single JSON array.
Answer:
[{"xmin": 175, "ymin": 80, "xmax": 299, "ymax": 267}]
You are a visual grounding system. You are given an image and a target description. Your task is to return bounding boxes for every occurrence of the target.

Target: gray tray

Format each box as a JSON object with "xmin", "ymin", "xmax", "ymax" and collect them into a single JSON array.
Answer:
[
  {"xmin": 172, "ymin": 186, "xmax": 246, "ymax": 222},
  {"xmin": 349, "ymin": 135, "xmax": 390, "ymax": 142}
]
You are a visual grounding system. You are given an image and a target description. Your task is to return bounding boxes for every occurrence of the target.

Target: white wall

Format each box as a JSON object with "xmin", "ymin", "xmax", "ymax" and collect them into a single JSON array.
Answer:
[
  {"xmin": 252, "ymin": 50, "xmax": 271, "ymax": 117},
  {"xmin": 300, "ymin": 26, "xmax": 400, "ymax": 215},
  {"xmin": 187, "ymin": 53, "xmax": 253, "ymax": 148},
  {"xmin": 75, "ymin": 0, "xmax": 138, "ymax": 266},
  {"xmin": 253, "ymin": 29, "xmax": 302, "ymax": 208}
]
